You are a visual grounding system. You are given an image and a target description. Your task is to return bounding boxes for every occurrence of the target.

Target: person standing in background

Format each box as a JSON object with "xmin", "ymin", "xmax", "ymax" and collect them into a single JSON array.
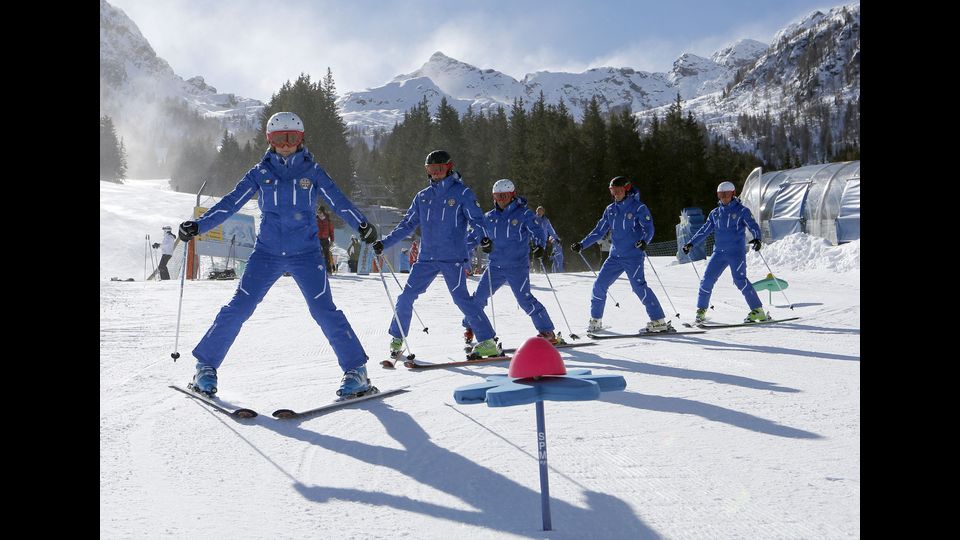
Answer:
[
  {"xmin": 153, "ymin": 225, "xmax": 177, "ymax": 280},
  {"xmin": 317, "ymin": 206, "xmax": 336, "ymax": 272}
]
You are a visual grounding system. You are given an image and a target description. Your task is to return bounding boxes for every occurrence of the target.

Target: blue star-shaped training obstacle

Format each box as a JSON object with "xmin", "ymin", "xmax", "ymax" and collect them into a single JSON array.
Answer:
[
  {"xmin": 452, "ymin": 337, "xmax": 626, "ymax": 531},
  {"xmin": 454, "ymin": 369, "xmax": 625, "ymax": 406}
]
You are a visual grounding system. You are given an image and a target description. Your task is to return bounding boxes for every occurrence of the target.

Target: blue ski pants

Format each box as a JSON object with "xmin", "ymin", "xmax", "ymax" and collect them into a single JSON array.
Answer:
[
  {"xmin": 463, "ymin": 264, "xmax": 554, "ymax": 333},
  {"xmin": 591, "ymin": 256, "xmax": 665, "ymax": 321},
  {"xmin": 389, "ymin": 260, "xmax": 495, "ymax": 341},
  {"xmin": 551, "ymin": 248, "xmax": 564, "ymax": 273},
  {"xmin": 193, "ymin": 248, "xmax": 367, "ymax": 371},
  {"xmin": 697, "ymin": 249, "xmax": 762, "ymax": 310}
]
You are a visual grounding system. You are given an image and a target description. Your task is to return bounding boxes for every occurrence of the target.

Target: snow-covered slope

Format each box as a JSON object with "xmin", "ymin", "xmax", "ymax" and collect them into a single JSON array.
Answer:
[{"xmin": 100, "ymin": 180, "xmax": 860, "ymax": 538}]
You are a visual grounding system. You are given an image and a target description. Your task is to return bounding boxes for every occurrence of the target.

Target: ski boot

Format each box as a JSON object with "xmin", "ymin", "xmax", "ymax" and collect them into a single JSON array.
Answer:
[
  {"xmin": 337, "ymin": 366, "xmax": 372, "ymax": 397},
  {"xmin": 695, "ymin": 308, "xmax": 708, "ymax": 324},
  {"xmin": 538, "ymin": 330, "xmax": 566, "ymax": 345},
  {"xmin": 587, "ymin": 318, "xmax": 603, "ymax": 332},
  {"xmin": 469, "ymin": 338, "xmax": 502, "ymax": 360},
  {"xmin": 462, "ymin": 327, "xmax": 475, "ymax": 352},
  {"xmin": 745, "ymin": 308, "xmax": 769, "ymax": 323},
  {"xmin": 380, "ymin": 337, "xmax": 405, "ymax": 369},
  {"xmin": 645, "ymin": 318, "xmax": 673, "ymax": 333},
  {"xmin": 191, "ymin": 363, "xmax": 218, "ymax": 396}
]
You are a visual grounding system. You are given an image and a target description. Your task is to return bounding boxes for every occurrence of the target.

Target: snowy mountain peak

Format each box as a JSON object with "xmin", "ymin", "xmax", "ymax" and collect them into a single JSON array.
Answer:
[
  {"xmin": 341, "ymin": 35, "xmax": 770, "ymax": 134},
  {"xmin": 711, "ymin": 39, "xmax": 768, "ymax": 68}
]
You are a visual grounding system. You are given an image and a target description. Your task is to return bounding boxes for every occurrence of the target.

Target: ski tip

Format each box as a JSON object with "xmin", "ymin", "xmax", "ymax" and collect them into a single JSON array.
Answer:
[
  {"xmin": 272, "ymin": 409, "xmax": 296, "ymax": 419},
  {"xmin": 380, "ymin": 360, "xmax": 396, "ymax": 369},
  {"xmin": 234, "ymin": 409, "xmax": 258, "ymax": 419}
]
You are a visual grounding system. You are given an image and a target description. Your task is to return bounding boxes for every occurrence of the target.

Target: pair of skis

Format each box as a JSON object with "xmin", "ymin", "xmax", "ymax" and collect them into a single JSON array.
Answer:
[
  {"xmin": 400, "ymin": 341, "xmax": 597, "ymax": 370},
  {"xmin": 681, "ymin": 316, "xmax": 801, "ymax": 329},
  {"xmin": 586, "ymin": 316, "xmax": 801, "ymax": 339},
  {"xmin": 169, "ymin": 384, "xmax": 409, "ymax": 420}
]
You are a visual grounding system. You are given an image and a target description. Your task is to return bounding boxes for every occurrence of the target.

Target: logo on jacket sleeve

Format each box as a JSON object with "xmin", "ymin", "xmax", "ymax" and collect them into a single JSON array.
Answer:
[
  {"xmin": 645, "ymin": 214, "xmax": 651, "ymax": 220},
  {"xmin": 448, "ymin": 198, "xmax": 457, "ymax": 206},
  {"xmin": 511, "ymin": 219, "xmax": 519, "ymax": 226},
  {"xmin": 299, "ymin": 178, "xmax": 312, "ymax": 189},
  {"xmin": 626, "ymin": 213, "xmax": 634, "ymax": 219}
]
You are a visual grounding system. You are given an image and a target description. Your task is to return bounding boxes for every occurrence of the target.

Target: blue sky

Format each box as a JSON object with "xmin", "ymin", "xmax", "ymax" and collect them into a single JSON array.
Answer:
[{"xmin": 108, "ymin": 0, "xmax": 842, "ymax": 102}]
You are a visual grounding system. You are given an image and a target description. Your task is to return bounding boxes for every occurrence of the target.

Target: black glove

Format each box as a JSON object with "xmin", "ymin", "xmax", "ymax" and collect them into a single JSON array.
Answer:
[
  {"xmin": 373, "ymin": 240, "xmax": 384, "ymax": 255},
  {"xmin": 358, "ymin": 222, "xmax": 377, "ymax": 244},
  {"xmin": 178, "ymin": 221, "xmax": 199, "ymax": 241},
  {"xmin": 152, "ymin": 242, "xmax": 160, "ymax": 249},
  {"xmin": 749, "ymin": 239, "xmax": 762, "ymax": 252},
  {"xmin": 635, "ymin": 239, "xmax": 647, "ymax": 251},
  {"xmin": 571, "ymin": 241, "xmax": 583, "ymax": 253},
  {"xmin": 530, "ymin": 244, "xmax": 544, "ymax": 259},
  {"xmin": 682, "ymin": 243, "xmax": 692, "ymax": 255},
  {"xmin": 480, "ymin": 237, "xmax": 493, "ymax": 254}
]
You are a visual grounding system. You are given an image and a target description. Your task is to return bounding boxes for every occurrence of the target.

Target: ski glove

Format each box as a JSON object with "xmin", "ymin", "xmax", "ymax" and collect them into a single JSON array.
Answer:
[
  {"xmin": 635, "ymin": 239, "xmax": 647, "ymax": 251},
  {"xmin": 152, "ymin": 242, "xmax": 160, "ymax": 249},
  {"xmin": 749, "ymin": 239, "xmax": 762, "ymax": 252},
  {"xmin": 480, "ymin": 237, "xmax": 493, "ymax": 254},
  {"xmin": 179, "ymin": 221, "xmax": 199, "ymax": 241},
  {"xmin": 359, "ymin": 222, "xmax": 377, "ymax": 244},
  {"xmin": 530, "ymin": 244, "xmax": 544, "ymax": 259},
  {"xmin": 373, "ymin": 241, "xmax": 384, "ymax": 255},
  {"xmin": 682, "ymin": 243, "xmax": 692, "ymax": 255},
  {"xmin": 571, "ymin": 241, "xmax": 583, "ymax": 253}
]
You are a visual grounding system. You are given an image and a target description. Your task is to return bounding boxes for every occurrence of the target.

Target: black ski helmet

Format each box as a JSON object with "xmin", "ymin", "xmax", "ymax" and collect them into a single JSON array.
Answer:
[
  {"xmin": 425, "ymin": 150, "xmax": 452, "ymax": 166},
  {"xmin": 609, "ymin": 176, "xmax": 632, "ymax": 190}
]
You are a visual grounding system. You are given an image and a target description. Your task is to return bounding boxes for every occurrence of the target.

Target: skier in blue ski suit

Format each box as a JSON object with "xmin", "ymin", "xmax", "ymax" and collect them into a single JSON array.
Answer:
[
  {"xmin": 535, "ymin": 206, "xmax": 564, "ymax": 273},
  {"xmin": 683, "ymin": 181, "xmax": 766, "ymax": 323},
  {"xmin": 373, "ymin": 150, "xmax": 500, "ymax": 359},
  {"xmin": 178, "ymin": 112, "xmax": 378, "ymax": 397},
  {"xmin": 464, "ymin": 180, "xmax": 559, "ymax": 342},
  {"xmin": 571, "ymin": 176, "xmax": 670, "ymax": 333}
]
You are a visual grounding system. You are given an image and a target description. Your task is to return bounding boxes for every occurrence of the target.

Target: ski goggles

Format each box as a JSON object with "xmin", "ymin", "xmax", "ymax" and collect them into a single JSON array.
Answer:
[
  {"xmin": 425, "ymin": 163, "xmax": 452, "ymax": 175},
  {"xmin": 268, "ymin": 131, "xmax": 304, "ymax": 146}
]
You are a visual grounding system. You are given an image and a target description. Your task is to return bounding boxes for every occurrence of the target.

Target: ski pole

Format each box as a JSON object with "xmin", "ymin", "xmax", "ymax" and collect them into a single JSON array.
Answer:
[
  {"xmin": 144, "ymin": 234, "xmax": 150, "ymax": 281},
  {"xmin": 756, "ymin": 250, "xmax": 794, "ymax": 309},
  {"xmin": 577, "ymin": 251, "xmax": 620, "ymax": 308},
  {"xmin": 486, "ymin": 264, "xmax": 497, "ymax": 335},
  {"xmin": 150, "ymin": 241, "xmax": 159, "ymax": 281},
  {"xmin": 688, "ymin": 258, "xmax": 713, "ymax": 310},
  {"xmin": 645, "ymin": 255, "xmax": 680, "ymax": 319},
  {"xmin": 380, "ymin": 255, "xmax": 429, "ymax": 333},
  {"xmin": 376, "ymin": 254, "xmax": 415, "ymax": 360},
  {"xmin": 538, "ymin": 258, "xmax": 579, "ymax": 340},
  {"xmin": 171, "ymin": 238, "xmax": 189, "ymax": 361}
]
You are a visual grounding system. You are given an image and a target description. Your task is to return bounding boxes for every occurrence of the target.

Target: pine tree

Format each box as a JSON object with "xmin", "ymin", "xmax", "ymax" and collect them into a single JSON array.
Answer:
[{"xmin": 100, "ymin": 115, "xmax": 126, "ymax": 182}]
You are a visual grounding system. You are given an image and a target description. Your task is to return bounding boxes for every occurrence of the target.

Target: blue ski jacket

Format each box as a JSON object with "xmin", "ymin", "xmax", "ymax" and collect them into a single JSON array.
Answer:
[
  {"xmin": 688, "ymin": 198, "xmax": 761, "ymax": 253},
  {"xmin": 580, "ymin": 188, "xmax": 654, "ymax": 259},
  {"xmin": 380, "ymin": 172, "xmax": 488, "ymax": 263},
  {"xmin": 195, "ymin": 149, "xmax": 368, "ymax": 257},
  {"xmin": 467, "ymin": 196, "xmax": 545, "ymax": 268},
  {"xmin": 536, "ymin": 215, "xmax": 560, "ymax": 244}
]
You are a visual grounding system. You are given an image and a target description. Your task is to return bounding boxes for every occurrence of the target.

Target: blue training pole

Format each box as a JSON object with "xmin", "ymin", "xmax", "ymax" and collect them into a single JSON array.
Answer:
[{"xmin": 536, "ymin": 401, "xmax": 552, "ymax": 531}]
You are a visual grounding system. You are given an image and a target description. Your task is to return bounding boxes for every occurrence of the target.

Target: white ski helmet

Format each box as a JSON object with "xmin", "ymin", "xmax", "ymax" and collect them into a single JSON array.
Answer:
[
  {"xmin": 717, "ymin": 181, "xmax": 736, "ymax": 193},
  {"xmin": 162, "ymin": 225, "xmax": 172, "ymax": 232},
  {"xmin": 266, "ymin": 112, "xmax": 304, "ymax": 134},
  {"xmin": 492, "ymin": 179, "xmax": 516, "ymax": 194}
]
